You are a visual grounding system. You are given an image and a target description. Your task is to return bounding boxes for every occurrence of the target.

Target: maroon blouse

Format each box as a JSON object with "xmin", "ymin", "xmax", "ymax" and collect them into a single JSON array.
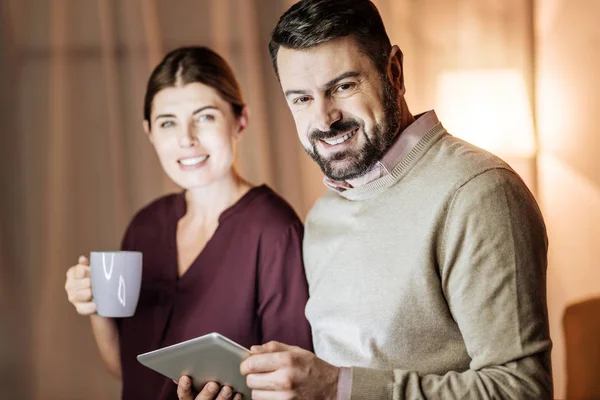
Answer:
[{"xmin": 117, "ymin": 185, "xmax": 312, "ymax": 399}]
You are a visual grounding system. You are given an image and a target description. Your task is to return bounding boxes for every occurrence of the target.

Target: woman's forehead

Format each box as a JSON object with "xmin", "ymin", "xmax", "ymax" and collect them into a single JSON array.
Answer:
[{"xmin": 152, "ymin": 83, "xmax": 225, "ymax": 113}]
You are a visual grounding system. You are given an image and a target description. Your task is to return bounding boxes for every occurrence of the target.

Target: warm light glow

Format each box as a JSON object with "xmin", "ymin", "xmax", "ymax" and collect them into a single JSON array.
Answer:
[{"xmin": 435, "ymin": 69, "xmax": 536, "ymax": 158}]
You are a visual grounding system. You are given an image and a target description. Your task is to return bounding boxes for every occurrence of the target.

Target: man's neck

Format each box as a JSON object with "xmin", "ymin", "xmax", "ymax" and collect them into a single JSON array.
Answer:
[{"xmin": 398, "ymin": 98, "xmax": 415, "ymax": 136}]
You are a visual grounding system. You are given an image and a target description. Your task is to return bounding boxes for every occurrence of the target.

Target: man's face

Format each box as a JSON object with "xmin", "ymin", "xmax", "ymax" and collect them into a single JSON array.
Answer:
[{"xmin": 277, "ymin": 36, "xmax": 401, "ymax": 181}]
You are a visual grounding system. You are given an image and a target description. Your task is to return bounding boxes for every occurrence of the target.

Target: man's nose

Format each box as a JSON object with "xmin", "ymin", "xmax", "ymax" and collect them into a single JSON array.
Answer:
[{"xmin": 313, "ymin": 98, "xmax": 342, "ymax": 132}]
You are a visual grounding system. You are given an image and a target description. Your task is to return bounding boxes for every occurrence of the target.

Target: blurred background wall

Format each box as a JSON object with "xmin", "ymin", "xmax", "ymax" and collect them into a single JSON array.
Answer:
[
  {"xmin": 536, "ymin": 0, "xmax": 600, "ymax": 398},
  {"xmin": 0, "ymin": 0, "xmax": 598, "ymax": 399}
]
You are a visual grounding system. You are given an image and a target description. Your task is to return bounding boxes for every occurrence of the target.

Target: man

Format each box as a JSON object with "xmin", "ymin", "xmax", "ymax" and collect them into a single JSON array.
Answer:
[{"xmin": 179, "ymin": 0, "xmax": 552, "ymax": 398}]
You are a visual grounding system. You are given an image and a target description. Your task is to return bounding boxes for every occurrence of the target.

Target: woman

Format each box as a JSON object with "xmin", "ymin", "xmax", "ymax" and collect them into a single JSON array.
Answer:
[{"xmin": 64, "ymin": 47, "xmax": 312, "ymax": 400}]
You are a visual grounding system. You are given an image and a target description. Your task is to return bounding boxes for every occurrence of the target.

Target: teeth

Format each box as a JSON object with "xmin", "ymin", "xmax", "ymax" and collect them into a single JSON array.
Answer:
[
  {"xmin": 179, "ymin": 155, "xmax": 208, "ymax": 166},
  {"xmin": 324, "ymin": 130, "xmax": 356, "ymax": 145}
]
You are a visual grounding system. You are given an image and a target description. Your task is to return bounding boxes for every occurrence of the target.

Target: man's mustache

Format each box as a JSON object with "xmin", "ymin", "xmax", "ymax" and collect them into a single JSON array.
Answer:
[{"xmin": 309, "ymin": 120, "xmax": 361, "ymax": 142}]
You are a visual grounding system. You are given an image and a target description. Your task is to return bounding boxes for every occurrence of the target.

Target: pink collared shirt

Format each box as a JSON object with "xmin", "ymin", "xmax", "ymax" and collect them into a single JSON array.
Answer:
[
  {"xmin": 324, "ymin": 110, "xmax": 440, "ymax": 192},
  {"xmin": 327, "ymin": 111, "xmax": 440, "ymax": 400}
]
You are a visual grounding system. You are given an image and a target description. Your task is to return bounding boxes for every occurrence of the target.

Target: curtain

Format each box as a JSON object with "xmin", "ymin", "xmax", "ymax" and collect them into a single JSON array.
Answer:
[{"xmin": 0, "ymin": 0, "xmax": 533, "ymax": 398}]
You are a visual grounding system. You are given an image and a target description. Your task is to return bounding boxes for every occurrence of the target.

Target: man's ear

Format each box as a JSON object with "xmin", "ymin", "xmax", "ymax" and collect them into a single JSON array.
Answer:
[
  {"xmin": 143, "ymin": 120, "xmax": 153, "ymax": 143},
  {"xmin": 235, "ymin": 106, "xmax": 251, "ymax": 139},
  {"xmin": 387, "ymin": 45, "xmax": 405, "ymax": 96}
]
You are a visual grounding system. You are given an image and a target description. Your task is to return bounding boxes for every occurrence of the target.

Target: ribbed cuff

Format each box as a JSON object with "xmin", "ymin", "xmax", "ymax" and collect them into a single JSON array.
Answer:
[{"xmin": 350, "ymin": 367, "xmax": 394, "ymax": 400}]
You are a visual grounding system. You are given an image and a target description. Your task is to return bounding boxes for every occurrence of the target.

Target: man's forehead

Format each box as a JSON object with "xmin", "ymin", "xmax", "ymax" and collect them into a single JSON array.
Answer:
[{"xmin": 277, "ymin": 38, "xmax": 369, "ymax": 89}]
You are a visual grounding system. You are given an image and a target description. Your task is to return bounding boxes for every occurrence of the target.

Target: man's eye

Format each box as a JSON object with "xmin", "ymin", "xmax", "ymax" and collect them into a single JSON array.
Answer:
[
  {"xmin": 293, "ymin": 96, "xmax": 311, "ymax": 105},
  {"xmin": 336, "ymin": 83, "xmax": 355, "ymax": 92},
  {"xmin": 160, "ymin": 120, "xmax": 175, "ymax": 128}
]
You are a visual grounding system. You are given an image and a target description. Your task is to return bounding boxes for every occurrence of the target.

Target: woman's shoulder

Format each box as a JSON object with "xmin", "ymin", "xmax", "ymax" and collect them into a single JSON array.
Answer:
[
  {"xmin": 127, "ymin": 192, "xmax": 183, "ymax": 229},
  {"xmin": 239, "ymin": 185, "xmax": 303, "ymax": 234},
  {"xmin": 246, "ymin": 185, "xmax": 301, "ymax": 221},
  {"xmin": 120, "ymin": 192, "xmax": 182, "ymax": 249}
]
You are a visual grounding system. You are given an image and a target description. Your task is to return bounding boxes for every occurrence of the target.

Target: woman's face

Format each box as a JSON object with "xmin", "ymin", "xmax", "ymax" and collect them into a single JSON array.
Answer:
[{"xmin": 144, "ymin": 82, "xmax": 247, "ymax": 190}]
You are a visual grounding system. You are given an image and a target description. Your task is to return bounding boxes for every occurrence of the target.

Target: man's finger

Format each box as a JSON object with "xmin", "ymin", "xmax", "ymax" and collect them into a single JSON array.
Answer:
[
  {"xmin": 250, "ymin": 341, "xmax": 290, "ymax": 354},
  {"xmin": 79, "ymin": 255, "xmax": 89, "ymax": 265},
  {"xmin": 216, "ymin": 385, "xmax": 233, "ymax": 399},
  {"xmin": 194, "ymin": 381, "xmax": 220, "ymax": 399},
  {"xmin": 176, "ymin": 376, "xmax": 196, "ymax": 400},
  {"xmin": 246, "ymin": 369, "xmax": 290, "ymax": 391},
  {"xmin": 241, "ymin": 351, "xmax": 293, "ymax": 375}
]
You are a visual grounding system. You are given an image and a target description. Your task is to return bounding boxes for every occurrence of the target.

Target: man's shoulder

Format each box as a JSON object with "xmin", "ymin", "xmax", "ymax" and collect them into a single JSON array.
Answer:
[
  {"xmin": 433, "ymin": 134, "xmax": 513, "ymax": 178},
  {"xmin": 305, "ymin": 189, "xmax": 342, "ymax": 224},
  {"xmin": 306, "ymin": 134, "xmax": 521, "ymax": 222},
  {"xmin": 413, "ymin": 133, "xmax": 525, "ymax": 197}
]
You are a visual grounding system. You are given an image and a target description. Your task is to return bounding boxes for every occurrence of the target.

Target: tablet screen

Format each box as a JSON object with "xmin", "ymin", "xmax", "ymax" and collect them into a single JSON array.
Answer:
[{"xmin": 137, "ymin": 332, "xmax": 251, "ymax": 396}]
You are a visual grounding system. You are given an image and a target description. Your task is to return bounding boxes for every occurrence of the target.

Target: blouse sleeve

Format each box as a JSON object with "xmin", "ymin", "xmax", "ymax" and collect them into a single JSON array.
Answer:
[{"xmin": 257, "ymin": 220, "xmax": 313, "ymax": 351}]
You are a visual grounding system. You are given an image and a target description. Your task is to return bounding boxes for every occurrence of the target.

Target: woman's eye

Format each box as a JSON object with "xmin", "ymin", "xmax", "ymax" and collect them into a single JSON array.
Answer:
[
  {"xmin": 160, "ymin": 120, "xmax": 175, "ymax": 128},
  {"xmin": 196, "ymin": 114, "xmax": 215, "ymax": 122}
]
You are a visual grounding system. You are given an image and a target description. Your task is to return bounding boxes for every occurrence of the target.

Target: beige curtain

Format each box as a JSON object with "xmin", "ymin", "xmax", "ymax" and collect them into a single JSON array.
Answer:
[{"xmin": 0, "ymin": 0, "xmax": 533, "ymax": 398}]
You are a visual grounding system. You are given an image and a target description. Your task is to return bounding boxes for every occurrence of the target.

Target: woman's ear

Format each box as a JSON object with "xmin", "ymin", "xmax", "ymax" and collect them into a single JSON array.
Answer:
[
  {"xmin": 143, "ymin": 120, "xmax": 153, "ymax": 143},
  {"xmin": 387, "ymin": 45, "xmax": 405, "ymax": 97},
  {"xmin": 235, "ymin": 106, "xmax": 251, "ymax": 139}
]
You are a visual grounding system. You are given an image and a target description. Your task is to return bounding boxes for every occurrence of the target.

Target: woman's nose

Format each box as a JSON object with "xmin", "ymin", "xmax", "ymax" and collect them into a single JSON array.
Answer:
[{"xmin": 178, "ymin": 123, "xmax": 199, "ymax": 148}]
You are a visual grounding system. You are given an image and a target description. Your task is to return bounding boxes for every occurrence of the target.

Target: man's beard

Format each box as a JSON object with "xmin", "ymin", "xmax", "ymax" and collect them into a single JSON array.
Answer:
[{"xmin": 304, "ymin": 77, "xmax": 401, "ymax": 181}]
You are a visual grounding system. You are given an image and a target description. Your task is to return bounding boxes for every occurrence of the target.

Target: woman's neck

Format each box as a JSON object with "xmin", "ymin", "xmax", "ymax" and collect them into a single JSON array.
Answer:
[{"xmin": 183, "ymin": 171, "xmax": 252, "ymax": 224}]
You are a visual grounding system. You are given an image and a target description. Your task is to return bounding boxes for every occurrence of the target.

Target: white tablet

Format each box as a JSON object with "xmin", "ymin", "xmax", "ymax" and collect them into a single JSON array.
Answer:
[{"xmin": 137, "ymin": 332, "xmax": 252, "ymax": 397}]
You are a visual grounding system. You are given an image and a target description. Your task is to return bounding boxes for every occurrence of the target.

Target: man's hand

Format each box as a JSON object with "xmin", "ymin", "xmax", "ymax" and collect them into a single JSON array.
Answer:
[
  {"xmin": 176, "ymin": 376, "xmax": 242, "ymax": 400},
  {"xmin": 240, "ymin": 341, "xmax": 339, "ymax": 400}
]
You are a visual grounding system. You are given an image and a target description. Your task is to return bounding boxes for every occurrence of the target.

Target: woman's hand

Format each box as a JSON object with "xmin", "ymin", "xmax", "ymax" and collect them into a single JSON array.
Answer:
[{"xmin": 65, "ymin": 255, "xmax": 97, "ymax": 315}]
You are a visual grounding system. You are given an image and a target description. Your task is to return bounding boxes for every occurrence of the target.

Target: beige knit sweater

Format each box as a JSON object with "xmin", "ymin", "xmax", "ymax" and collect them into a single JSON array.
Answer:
[{"xmin": 304, "ymin": 123, "xmax": 552, "ymax": 399}]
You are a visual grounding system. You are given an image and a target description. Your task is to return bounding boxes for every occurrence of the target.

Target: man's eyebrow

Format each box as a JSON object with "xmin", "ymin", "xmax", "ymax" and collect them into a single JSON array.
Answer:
[
  {"xmin": 284, "ymin": 71, "xmax": 361, "ymax": 98},
  {"xmin": 321, "ymin": 71, "xmax": 361, "ymax": 89},
  {"xmin": 284, "ymin": 89, "xmax": 310, "ymax": 98}
]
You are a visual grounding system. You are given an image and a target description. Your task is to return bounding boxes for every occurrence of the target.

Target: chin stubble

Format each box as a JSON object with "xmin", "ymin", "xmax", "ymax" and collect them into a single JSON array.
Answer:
[{"xmin": 306, "ymin": 77, "xmax": 401, "ymax": 181}]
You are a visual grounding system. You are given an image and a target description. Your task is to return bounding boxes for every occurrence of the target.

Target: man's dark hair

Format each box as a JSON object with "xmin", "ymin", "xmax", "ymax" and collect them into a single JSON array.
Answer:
[{"xmin": 269, "ymin": 0, "xmax": 392, "ymax": 78}]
